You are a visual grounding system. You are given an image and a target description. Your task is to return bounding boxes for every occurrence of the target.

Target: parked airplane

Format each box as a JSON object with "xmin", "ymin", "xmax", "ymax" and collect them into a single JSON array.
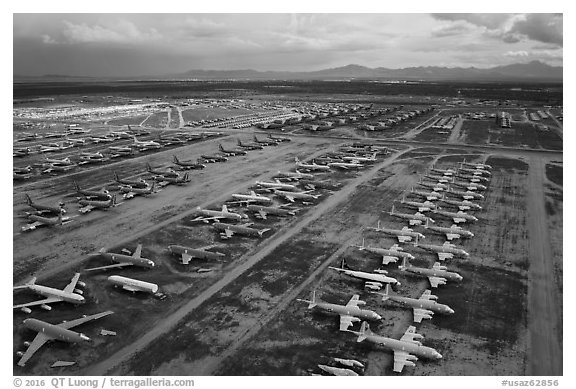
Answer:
[
  {"xmin": 167, "ymin": 244, "xmax": 226, "ymax": 264},
  {"xmin": 172, "ymin": 155, "xmax": 206, "ymax": 170},
  {"xmin": 398, "ymin": 258, "xmax": 463, "ymax": 287},
  {"xmin": 461, "ymin": 161, "xmax": 492, "ymax": 170},
  {"xmin": 354, "ymin": 238, "xmax": 415, "ymax": 265},
  {"xmin": 73, "ymin": 181, "xmax": 110, "ymax": 200},
  {"xmin": 113, "ymin": 172, "xmax": 148, "ymax": 189},
  {"xmin": 43, "ymin": 156, "xmax": 75, "ymax": 167},
  {"xmin": 13, "ymin": 147, "xmax": 32, "ymax": 157},
  {"xmin": 213, "ymin": 222, "xmax": 271, "ymax": 239},
  {"xmin": 317, "ymin": 365, "xmax": 358, "ymax": 376},
  {"xmin": 24, "ymin": 194, "xmax": 65, "ymax": 215},
  {"xmin": 66, "ymin": 127, "xmax": 91, "ymax": 135},
  {"xmin": 422, "ymin": 219, "xmax": 474, "ymax": 240},
  {"xmin": 447, "ymin": 188, "xmax": 484, "ymax": 201},
  {"xmin": 120, "ymin": 182, "xmax": 156, "ymax": 199},
  {"xmin": 413, "ymin": 237, "xmax": 469, "ymax": 261},
  {"xmin": 389, "ymin": 204, "xmax": 434, "ymax": 226},
  {"xmin": 342, "ymin": 153, "xmax": 377, "ymax": 163},
  {"xmin": 438, "ymin": 195, "xmax": 482, "ymax": 211},
  {"xmin": 424, "ymin": 174, "xmax": 452, "ymax": 184},
  {"xmin": 409, "ymin": 188, "xmax": 442, "ymax": 201},
  {"xmin": 15, "ymin": 310, "xmax": 114, "ymax": 367},
  {"xmin": 297, "ymin": 291, "xmax": 381, "ymax": 331},
  {"xmin": 146, "ymin": 163, "xmax": 179, "ymax": 178},
  {"xmin": 218, "ymin": 143, "xmax": 247, "ymax": 156},
  {"xmin": 156, "ymin": 172, "xmax": 190, "ymax": 186},
  {"xmin": 15, "ymin": 132, "xmax": 41, "ymax": 142},
  {"xmin": 329, "ymin": 259, "xmax": 400, "ymax": 289},
  {"xmin": 432, "ymin": 207, "xmax": 478, "ymax": 224},
  {"xmin": 430, "ymin": 165, "xmax": 456, "ymax": 176},
  {"xmin": 418, "ymin": 179, "xmax": 449, "ymax": 191},
  {"xmin": 43, "ymin": 132, "xmax": 66, "ymax": 139},
  {"xmin": 13, "ymin": 273, "xmax": 85, "ymax": 313},
  {"xmin": 78, "ymin": 151, "xmax": 107, "ymax": 164},
  {"xmin": 255, "ymin": 180, "xmax": 298, "ymax": 192},
  {"xmin": 108, "ymin": 130, "xmax": 132, "ymax": 139},
  {"xmin": 21, "ymin": 210, "xmax": 72, "ymax": 232},
  {"xmin": 268, "ymin": 133, "xmax": 291, "ymax": 142},
  {"xmin": 459, "ymin": 165, "xmax": 492, "ymax": 176},
  {"xmin": 275, "ymin": 170, "xmax": 314, "ymax": 181},
  {"xmin": 64, "ymin": 135, "xmax": 88, "ymax": 146},
  {"xmin": 333, "ymin": 358, "xmax": 364, "ymax": 369},
  {"xmin": 231, "ymin": 191, "xmax": 272, "ymax": 205},
  {"xmin": 451, "ymin": 181, "xmax": 487, "ymax": 191},
  {"xmin": 88, "ymin": 135, "xmax": 115, "ymax": 144},
  {"xmin": 274, "ymin": 189, "xmax": 319, "ymax": 203},
  {"xmin": 295, "ymin": 157, "xmax": 331, "ymax": 172},
  {"xmin": 132, "ymin": 135, "xmax": 161, "ymax": 150},
  {"xmin": 328, "ymin": 160, "xmax": 363, "ymax": 170},
  {"xmin": 108, "ymin": 146, "xmax": 134, "ymax": 157},
  {"xmin": 200, "ymin": 154, "xmax": 228, "ymax": 163},
  {"xmin": 108, "ymin": 275, "xmax": 158, "ymax": 294},
  {"xmin": 42, "ymin": 163, "xmax": 76, "ymax": 174},
  {"xmin": 348, "ymin": 322, "xmax": 442, "ymax": 373},
  {"xmin": 374, "ymin": 285, "xmax": 454, "ymax": 323},
  {"xmin": 84, "ymin": 244, "xmax": 155, "ymax": 271},
  {"xmin": 367, "ymin": 220, "xmax": 425, "ymax": 243},
  {"xmin": 298, "ymin": 179, "xmax": 341, "ymax": 191},
  {"xmin": 247, "ymin": 204, "xmax": 298, "ymax": 220},
  {"xmin": 192, "ymin": 205, "xmax": 247, "ymax": 223},
  {"xmin": 157, "ymin": 134, "xmax": 186, "ymax": 146},
  {"xmin": 78, "ymin": 195, "xmax": 116, "ymax": 214},
  {"xmin": 457, "ymin": 173, "xmax": 490, "ymax": 183},
  {"xmin": 253, "ymin": 135, "xmax": 278, "ymax": 146},
  {"xmin": 237, "ymin": 139, "xmax": 264, "ymax": 150}
]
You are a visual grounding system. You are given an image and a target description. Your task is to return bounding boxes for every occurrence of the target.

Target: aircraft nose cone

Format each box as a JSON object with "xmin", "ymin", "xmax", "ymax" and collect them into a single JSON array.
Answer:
[
  {"xmin": 435, "ymin": 351, "xmax": 443, "ymax": 359},
  {"xmin": 375, "ymin": 313, "xmax": 383, "ymax": 321},
  {"xmin": 448, "ymin": 308, "xmax": 455, "ymax": 314},
  {"xmin": 80, "ymin": 334, "xmax": 91, "ymax": 342}
]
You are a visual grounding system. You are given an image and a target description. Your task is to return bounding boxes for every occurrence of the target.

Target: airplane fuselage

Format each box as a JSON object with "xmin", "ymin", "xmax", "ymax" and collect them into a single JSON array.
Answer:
[
  {"xmin": 199, "ymin": 209, "xmax": 244, "ymax": 222},
  {"xmin": 403, "ymin": 266, "xmax": 463, "ymax": 282},
  {"xmin": 231, "ymin": 193, "xmax": 272, "ymax": 204},
  {"xmin": 25, "ymin": 285, "xmax": 85, "ymax": 305},
  {"xmin": 330, "ymin": 268, "xmax": 399, "ymax": 285},
  {"xmin": 360, "ymin": 334, "xmax": 442, "ymax": 361},
  {"xmin": 247, "ymin": 205, "xmax": 294, "ymax": 217},
  {"xmin": 101, "ymin": 252, "xmax": 155, "ymax": 268},
  {"xmin": 168, "ymin": 245, "xmax": 224, "ymax": 261},
  {"xmin": 387, "ymin": 296, "xmax": 454, "ymax": 315},
  {"xmin": 314, "ymin": 302, "xmax": 381, "ymax": 321},
  {"xmin": 417, "ymin": 243, "xmax": 469, "ymax": 257},
  {"xmin": 23, "ymin": 319, "xmax": 90, "ymax": 343}
]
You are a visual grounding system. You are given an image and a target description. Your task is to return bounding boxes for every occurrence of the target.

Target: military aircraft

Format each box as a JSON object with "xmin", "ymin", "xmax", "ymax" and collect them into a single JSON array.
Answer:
[
  {"xmin": 167, "ymin": 244, "xmax": 225, "ymax": 265},
  {"xmin": 218, "ymin": 143, "xmax": 247, "ymax": 156},
  {"xmin": 297, "ymin": 291, "xmax": 381, "ymax": 331},
  {"xmin": 192, "ymin": 205, "xmax": 248, "ymax": 223},
  {"xmin": 430, "ymin": 165, "xmax": 456, "ymax": 176},
  {"xmin": 78, "ymin": 195, "xmax": 116, "ymax": 214},
  {"xmin": 13, "ymin": 273, "xmax": 85, "ymax": 313},
  {"xmin": 42, "ymin": 156, "xmax": 75, "ymax": 167},
  {"xmin": 328, "ymin": 160, "xmax": 363, "ymax": 170},
  {"xmin": 389, "ymin": 204, "xmax": 434, "ymax": 226},
  {"xmin": 447, "ymin": 188, "xmax": 484, "ymax": 201},
  {"xmin": 422, "ymin": 219, "xmax": 474, "ymax": 240},
  {"xmin": 255, "ymin": 180, "xmax": 298, "ymax": 192},
  {"xmin": 66, "ymin": 127, "xmax": 91, "ymax": 134},
  {"xmin": 108, "ymin": 146, "xmax": 134, "ymax": 157},
  {"xmin": 247, "ymin": 204, "xmax": 298, "ymax": 220},
  {"xmin": 157, "ymin": 134, "xmax": 186, "ymax": 146},
  {"xmin": 295, "ymin": 157, "xmax": 331, "ymax": 172},
  {"xmin": 172, "ymin": 155, "xmax": 206, "ymax": 170},
  {"xmin": 21, "ymin": 210, "xmax": 72, "ymax": 232},
  {"xmin": 213, "ymin": 222, "xmax": 271, "ymax": 239},
  {"xmin": 424, "ymin": 174, "xmax": 452, "ymax": 184},
  {"xmin": 13, "ymin": 147, "xmax": 32, "ymax": 157},
  {"xmin": 274, "ymin": 189, "xmax": 320, "ymax": 203},
  {"xmin": 374, "ymin": 285, "xmax": 454, "ymax": 323},
  {"xmin": 354, "ymin": 238, "xmax": 415, "ymax": 265},
  {"xmin": 451, "ymin": 181, "xmax": 487, "ymax": 191},
  {"xmin": 432, "ymin": 207, "xmax": 478, "ymax": 224},
  {"xmin": 459, "ymin": 165, "xmax": 492, "ymax": 176},
  {"xmin": 298, "ymin": 179, "xmax": 341, "ymax": 191},
  {"xmin": 329, "ymin": 259, "xmax": 400, "ymax": 290},
  {"xmin": 84, "ymin": 244, "xmax": 155, "ymax": 271},
  {"xmin": 43, "ymin": 132, "xmax": 66, "ymax": 139},
  {"xmin": 333, "ymin": 358, "xmax": 364, "ymax": 369},
  {"xmin": 120, "ymin": 182, "xmax": 156, "ymax": 199},
  {"xmin": 268, "ymin": 133, "xmax": 291, "ymax": 142},
  {"xmin": 200, "ymin": 154, "xmax": 228, "ymax": 163},
  {"xmin": 457, "ymin": 173, "xmax": 490, "ymax": 183},
  {"xmin": 409, "ymin": 188, "xmax": 442, "ymax": 201},
  {"xmin": 77, "ymin": 151, "xmax": 107, "ymax": 164},
  {"xmin": 131, "ymin": 135, "xmax": 161, "ymax": 150},
  {"xmin": 413, "ymin": 237, "xmax": 469, "ymax": 261},
  {"xmin": 24, "ymin": 194, "xmax": 65, "ymax": 215},
  {"xmin": 237, "ymin": 139, "xmax": 264, "ymax": 150},
  {"xmin": 15, "ymin": 311, "xmax": 113, "ymax": 367},
  {"xmin": 317, "ymin": 365, "xmax": 358, "ymax": 376},
  {"xmin": 367, "ymin": 220, "xmax": 425, "ymax": 243},
  {"xmin": 64, "ymin": 135, "xmax": 88, "ymax": 146},
  {"xmin": 42, "ymin": 163, "xmax": 77, "ymax": 174},
  {"xmin": 231, "ymin": 191, "xmax": 272, "ymax": 205},
  {"xmin": 398, "ymin": 258, "xmax": 463, "ymax": 288},
  {"xmin": 15, "ymin": 132, "xmax": 41, "ymax": 142},
  {"xmin": 108, "ymin": 130, "xmax": 132, "ymax": 139},
  {"xmin": 275, "ymin": 170, "xmax": 314, "ymax": 181},
  {"xmin": 253, "ymin": 135, "xmax": 278, "ymax": 146},
  {"xmin": 437, "ymin": 194, "xmax": 482, "ymax": 211},
  {"xmin": 146, "ymin": 163, "xmax": 179, "ymax": 178},
  {"xmin": 348, "ymin": 322, "xmax": 442, "ymax": 373},
  {"xmin": 39, "ymin": 142, "xmax": 73, "ymax": 153},
  {"xmin": 418, "ymin": 179, "xmax": 449, "ymax": 191},
  {"xmin": 342, "ymin": 152, "xmax": 377, "ymax": 163},
  {"xmin": 72, "ymin": 181, "xmax": 110, "ymax": 200},
  {"xmin": 113, "ymin": 172, "xmax": 148, "ymax": 189},
  {"xmin": 88, "ymin": 135, "xmax": 115, "ymax": 144},
  {"xmin": 156, "ymin": 172, "xmax": 190, "ymax": 186},
  {"xmin": 461, "ymin": 161, "xmax": 492, "ymax": 170}
]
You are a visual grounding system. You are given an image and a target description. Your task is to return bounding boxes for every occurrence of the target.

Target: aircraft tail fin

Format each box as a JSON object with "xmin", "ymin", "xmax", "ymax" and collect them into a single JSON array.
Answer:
[
  {"xmin": 25, "ymin": 193, "xmax": 33, "ymax": 206},
  {"xmin": 218, "ymin": 144, "xmax": 224, "ymax": 152},
  {"xmin": 173, "ymin": 155, "xmax": 179, "ymax": 164},
  {"xmin": 258, "ymin": 228, "xmax": 271, "ymax": 237},
  {"xmin": 111, "ymin": 195, "xmax": 117, "ymax": 207},
  {"xmin": 391, "ymin": 204, "xmax": 395, "ymax": 214},
  {"xmin": 398, "ymin": 257, "xmax": 408, "ymax": 270},
  {"xmin": 357, "ymin": 321, "xmax": 370, "ymax": 342},
  {"xmin": 146, "ymin": 163, "xmax": 152, "ymax": 172},
  {"xmin": 237, "ymin": 139, "xmax": 242, "ymax": 146},
  {"xmin": 297, "ymin": 290, "xmax": 317, "ymax": 309},
  {"xmin": 14, "ymin": 276, "xmax": 36, "ymax": 290}
]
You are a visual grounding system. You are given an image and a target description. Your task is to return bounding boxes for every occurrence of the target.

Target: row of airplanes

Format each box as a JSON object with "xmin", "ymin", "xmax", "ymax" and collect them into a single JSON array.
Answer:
[
  {"xmin": 14, "ymin": 134, "xmax": 383, "ymax": 367},
  {"xmin": 298, "ymin": 159, "xmax": 493, "ymax": 375}
]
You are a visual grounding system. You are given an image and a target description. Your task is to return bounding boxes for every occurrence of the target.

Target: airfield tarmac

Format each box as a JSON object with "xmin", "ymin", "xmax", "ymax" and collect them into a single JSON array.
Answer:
[{"xmin": 13, "ymin": 97, "xmax": 562, "ymax": 376}]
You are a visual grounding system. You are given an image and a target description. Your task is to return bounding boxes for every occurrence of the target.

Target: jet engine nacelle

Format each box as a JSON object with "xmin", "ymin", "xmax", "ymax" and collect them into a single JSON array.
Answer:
[
  {"xmin": 74, "ymin": 289, "xmax": 84, "ymax": 295},
  {"xmin": 373, "ymin": 269, "xmax": 388, "ymax": 274},
  {"xmin": 365, "ymin": 283, "xmax": 381, "ymax": 291},
  {"xmin": 77, "ymin": 281, "xmax": 86, "ymax": 288},
  {"xmin": 16, "ymin": 351, "xmax": 24, "ymax": 357},
  {"xmin": 40, "ymin": 304, "xmax": 52, "ymax": 311},
  {"xmin": 21, "ymin": 307, "xmax": 32, "ymax": 314},
  {"xmin": 23, "ymin": 341, "xmax": 31, "ymax": 348}
]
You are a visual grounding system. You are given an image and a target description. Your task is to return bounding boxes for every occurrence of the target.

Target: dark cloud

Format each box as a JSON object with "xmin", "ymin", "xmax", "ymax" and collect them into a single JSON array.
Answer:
[{"xmin": 509, "ymin": 14, "xmax": 563, "ymax": 46}]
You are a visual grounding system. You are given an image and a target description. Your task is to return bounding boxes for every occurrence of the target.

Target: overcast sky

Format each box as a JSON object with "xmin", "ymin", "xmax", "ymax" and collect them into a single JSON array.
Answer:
[{"xmin": 13, "ymin": 13, "xmax": 563, "ymax": 77}]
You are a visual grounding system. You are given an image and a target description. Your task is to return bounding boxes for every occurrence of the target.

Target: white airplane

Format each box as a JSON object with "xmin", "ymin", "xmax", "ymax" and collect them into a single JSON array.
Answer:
[
  {"xmin": 273, "ymin": 189, "xmax": 319, "ymax": 203},
  {"xmin": 21, "ymin": 210, "xmax": 72, "ymax": 232},
  {"xmin": 328, "ymin": 161, "xmax": 363, "ymax": 170},
  {"xmin": 230, "ymin": 191, "xmax": 272, "ymax": 205},
  {"xmin": 329, "ymin": 259, "xmax": 400, "ymax": 290},
  {"xmin": 354, "ymin": 238, "xmax": 415, "ymax": 265},
  {"xmin": 78, "ymin": 195, "xmax": 116, "ymax": 214},
  {"xmin": 132, "ymin": 135, "xmax": 161, "ymax": 150},
  {"xmin": 255, "ymin": 180, "xmax": 298, "ymax": 192},
  {"xmin": 342, "ymin": 153, "xmax": 377, "ymax": 163},
  {"xmin": 13, "ymin": 273, "xmax": 86, "ymax": 313},
  {"xmin": 15, "ymin": 311, "xmax": 113, "ymax": 367},
  {"xmin": 109, "ymin": 146, "xmax": 134, "ymax": 157},
  {"xmin": 84, "ymin": 244, "xmax": 155, "ymax": 271},
  {"xmin": 192, "ymin": 205, "xmax": 248, "ymax": 223},
  {"xmin": 295, "ymin": 157, "xmax": 330, "ymax": 172}
]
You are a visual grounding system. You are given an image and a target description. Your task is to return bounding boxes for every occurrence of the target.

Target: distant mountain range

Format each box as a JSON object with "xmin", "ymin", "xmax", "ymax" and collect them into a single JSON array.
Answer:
[{"xmin": 14, "ymin": 61, "xmax": 562, "ymax": 82}]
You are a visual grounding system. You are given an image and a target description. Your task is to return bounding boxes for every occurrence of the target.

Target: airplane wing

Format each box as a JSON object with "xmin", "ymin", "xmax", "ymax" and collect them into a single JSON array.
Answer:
[
  {"xmin": 413, "ymin": 308, "xmax": 434, "ymax": 323},
  {"xmin": 390, "ymin": 244, "xmax": 402, "ymax": 251},
  {"xmin": 428, "ymin": 276, "xmax": 447, "ymax": 288},
  {"xmin": 192, "ymin": 216, "xmax": 219, "ymax": 223},
  {"xmin": 400, "ymin": 326, "xmax": 421, "ymax": 343},
  {"xmin": 285, "ymin": 195, "xmax": 295, "ymax": 202},
  {"xmin": 58, "ymin": 310, "xmax": 114, "ymax": 330},
  {"xmin": 339, "ymin": 315, "xmax": 360, "ymax": 331},
  {"xmin": 437, "ymin": 253, "xmax": 453, "ymax": 261},
  {"xmin": 63, "ymin": 273, "xmax": 82, "ymax": 294},
  {"xmin": 78, "ymin": 205, "xmax": 94, "ymax": 214},
  {"xmin": 223, "ymin": 228, "xmax": 235, "ymax": 238},
  {"xmin": 22, "ymin": 221, "xmax": 43, "ymax": 231},
  {"xmin": 84, "ymin": 262, "xmax": 134, "ymax": 271},
  {"xmin": 345, "ymin": 294, "xmax": 365, "ymax": 308},
  {"xmin": 256, "ymin": 210, "xmax": 268, "ymax": 220},
  {"xmin": 181, "ymin": 253, "xmax": 193, "ymax": 265},
  {"xmin": 445, "ymin": 233, "xmax": 459, "ymax": 241},
  {"xmin": 419, "ymin": 290, "xmax": 433, "ymax": 300},
  {"xmin": 13, "ymin": 297, "xmax": 62, "ymax": 310},
  {"xmin": 382, "ymin": 255, "xmax": 398, "ymax": 265},
  {"xmin": 132, "ymin": 244, "xmax": 142, "ymax": 259},
  {"xmin": 393, "ymin": 350, "xmax": 415, "ymax": 373},
  {"xmin": 17, "ymin": 332, "xmax": 51, "ymax": 367},
  {"xmin": 397, "ymin": 235, "xmax": 412, "ymax": 243}
]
